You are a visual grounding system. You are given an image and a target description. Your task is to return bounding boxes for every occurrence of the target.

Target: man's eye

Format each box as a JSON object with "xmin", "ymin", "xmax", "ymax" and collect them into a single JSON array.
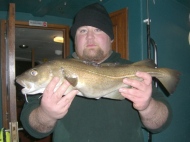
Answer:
[
  {"xmin": 95, "ymin": 28, "xmax": 102, "ymax": 32},
  {"xmin": 79, "ymin": 29, "xmax": 87, "ymax": 33},
  {"xmin": 30, "ymin": 69, "xmax": 38, "ymax": 76}
]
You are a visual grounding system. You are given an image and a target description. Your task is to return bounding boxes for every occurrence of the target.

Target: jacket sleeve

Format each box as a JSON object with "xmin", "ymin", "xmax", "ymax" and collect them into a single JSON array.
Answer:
[
  {"xmin": 143, "ymin": 86, "xmax": 173, "ymax": 133},
  {"xmin": 20, "ymin": 94, "xmax": 53, "ymax": 139}
]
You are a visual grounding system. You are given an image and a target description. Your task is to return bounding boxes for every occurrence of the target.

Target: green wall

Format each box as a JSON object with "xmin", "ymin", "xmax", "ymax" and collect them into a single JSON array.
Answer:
[
  {"xmin": 147, "ymin": 0, "xmax": 190, "ymax": 141},
  {"xmin": 105, "ymin": 0, "xmax": 190, "ymax": 142},
  {"xmin": 0, "ymin": 0, "xmax": 190, "ymax": 141}
]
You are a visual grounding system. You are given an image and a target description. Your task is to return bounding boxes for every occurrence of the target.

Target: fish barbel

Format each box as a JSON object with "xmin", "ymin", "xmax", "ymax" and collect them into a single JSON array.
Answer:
[{"xmin": 16, "ymin": 59, "xmax": 180, "ymax": 101}]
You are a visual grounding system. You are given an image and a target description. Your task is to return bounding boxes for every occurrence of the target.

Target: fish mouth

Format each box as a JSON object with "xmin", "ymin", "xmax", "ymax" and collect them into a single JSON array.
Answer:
[
  {"xmin": 16, "ymin": 78, "xmax": 46, "ymax": 95},
  {"xmin": 16, "ymin": 79, "xmax": 32, "ymax": 94},
  {"xmin": 21, "ymin": 86, "xmax": 45, "ymax": 95},
  {"xmin": 21, "ymin": 87, "xmax": 31, "ymax": 94}
]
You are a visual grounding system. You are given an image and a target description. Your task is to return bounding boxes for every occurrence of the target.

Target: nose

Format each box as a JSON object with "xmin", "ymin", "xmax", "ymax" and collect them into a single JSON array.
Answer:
[{"xmin": 86, "ymin": 30, "xmax": 94, "ymax": 39}]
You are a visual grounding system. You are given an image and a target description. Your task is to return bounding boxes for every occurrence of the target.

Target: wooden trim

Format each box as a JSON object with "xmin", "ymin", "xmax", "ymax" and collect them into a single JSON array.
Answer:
[
  {"xmin": 1, "ymin": 20, "xmax": 9, "ymax": 128},
  {"xmin": 8, "ymin": 3, "xmax": 17, "ymax": 122}
]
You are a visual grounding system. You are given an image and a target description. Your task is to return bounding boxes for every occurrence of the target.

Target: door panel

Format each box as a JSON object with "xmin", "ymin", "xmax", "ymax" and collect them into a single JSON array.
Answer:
[{"xmin": 110, "ymin": 8, "xmax": 128, "ymax": 59}]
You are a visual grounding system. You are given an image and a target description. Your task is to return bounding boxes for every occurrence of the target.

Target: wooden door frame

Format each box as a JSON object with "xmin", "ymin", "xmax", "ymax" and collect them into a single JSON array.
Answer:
[{"xmin": 1, "ymin": 19, "xmax": 9, "ymax": 129}]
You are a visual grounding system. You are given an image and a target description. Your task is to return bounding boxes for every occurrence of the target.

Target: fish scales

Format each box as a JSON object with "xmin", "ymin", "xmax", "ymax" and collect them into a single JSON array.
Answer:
[
  {"xmin": 62, "ymin": 60, "xmax": 154, "ymax": 79},
  {"xmin": 60, "ymin": 60, "xmax": 126, "ymax": 98}
]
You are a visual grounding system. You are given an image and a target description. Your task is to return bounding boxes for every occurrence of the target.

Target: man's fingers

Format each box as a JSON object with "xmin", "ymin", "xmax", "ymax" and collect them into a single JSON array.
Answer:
[
  {"xmin": 123, "ymin": 78, "xmax": 139, "ymax": 89},
  {"xmin": 43, "ymin": 77, "xmax": 60, "ymax": 97},
  {"xmin": 57, "ymin": 90, "xmax": 78, "ymax": 106},
  {"xmin": 55, "ymin": 80, "xmax": 71, "ymax": 98},
  {"xmin": 122, "ymin": 72, "xmax": 152, "ymax": 90},
  {"xmin": 135, "ymin": 71, "xmax": 152, "ymax": 86}
]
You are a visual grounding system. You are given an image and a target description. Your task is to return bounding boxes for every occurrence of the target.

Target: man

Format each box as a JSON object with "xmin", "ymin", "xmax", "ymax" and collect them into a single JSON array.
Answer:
[{"xmin": 20, "ymin": 3, "xmax": 172, "ymax": 142}]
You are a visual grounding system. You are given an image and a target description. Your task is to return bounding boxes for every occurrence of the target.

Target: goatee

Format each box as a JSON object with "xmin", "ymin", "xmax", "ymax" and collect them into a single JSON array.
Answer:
[{"xmin": 82, "ymin": 48, "xmax": 105, "ymax": 62}]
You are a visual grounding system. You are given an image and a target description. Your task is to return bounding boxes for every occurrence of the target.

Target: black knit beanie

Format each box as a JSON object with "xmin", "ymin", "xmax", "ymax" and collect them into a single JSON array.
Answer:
[{"xmin": 70, "ymin": 3, "xmax": 114, "ymax": 40}]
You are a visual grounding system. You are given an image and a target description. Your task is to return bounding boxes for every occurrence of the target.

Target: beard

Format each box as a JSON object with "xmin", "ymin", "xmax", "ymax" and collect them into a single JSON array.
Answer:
[{"xmin": 79, "ymin": 47, "xmax": 105, "ymax": 62}]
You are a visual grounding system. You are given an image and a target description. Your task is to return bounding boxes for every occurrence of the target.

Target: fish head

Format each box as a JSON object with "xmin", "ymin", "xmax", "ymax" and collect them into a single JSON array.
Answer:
[{"xmin": 16, "ymin": 62, "xmax": 62, "ymax": 95}]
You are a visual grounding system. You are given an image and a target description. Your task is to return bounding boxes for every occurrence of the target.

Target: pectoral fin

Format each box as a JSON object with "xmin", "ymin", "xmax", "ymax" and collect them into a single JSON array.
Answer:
[
  {"xmin": 61, "ymin": 67, "xmax": 78, "ymax": 87},
  {"xmin": 65, "ymin": 76, "xmax": 78, "ymax": 87}
]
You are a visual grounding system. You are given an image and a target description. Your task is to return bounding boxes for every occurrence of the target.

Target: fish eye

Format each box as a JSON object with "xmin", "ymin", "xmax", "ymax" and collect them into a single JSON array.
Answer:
[{"xmin": 31, "ymin": 69, "xmax": 38, "ymax": 76}]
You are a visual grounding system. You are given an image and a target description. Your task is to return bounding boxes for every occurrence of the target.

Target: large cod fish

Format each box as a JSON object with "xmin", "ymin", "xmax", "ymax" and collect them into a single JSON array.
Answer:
[{"xmin": 16, "ymin": 59, "xmax": 180, "ymax": 101}]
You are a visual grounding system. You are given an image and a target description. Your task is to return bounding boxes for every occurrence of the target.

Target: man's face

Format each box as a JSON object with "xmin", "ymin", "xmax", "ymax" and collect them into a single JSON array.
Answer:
[{"xmin": 75, "ymin": 26, "xmax": 112, "ymax": 63}]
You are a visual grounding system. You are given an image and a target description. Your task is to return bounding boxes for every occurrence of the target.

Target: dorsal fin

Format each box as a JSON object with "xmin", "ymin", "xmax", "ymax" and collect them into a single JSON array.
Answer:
[
  {"xmin": 100, "ymin": 62, "xmax": 120, "ymax": 67},
  {"xmin": 132, "ymin": 59, "xmax": 156, "ymax": 68}
]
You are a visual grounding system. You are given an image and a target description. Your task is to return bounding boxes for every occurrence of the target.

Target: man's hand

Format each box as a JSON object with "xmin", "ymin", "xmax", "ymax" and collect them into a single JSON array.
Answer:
[
  {"xmin": 119, "ymin": 71, "xmax": 152, "ymax": 111},
  {"xmin": 29, "ymin": 77, "xmax": 78, "ymax": 133},
  {"xmin": 119, "ymin": 71, "xmax": 169, "ymax": 130},
  {"xmin": 40, "ymin": 77, "xmax": 78, "ymax": 120}
]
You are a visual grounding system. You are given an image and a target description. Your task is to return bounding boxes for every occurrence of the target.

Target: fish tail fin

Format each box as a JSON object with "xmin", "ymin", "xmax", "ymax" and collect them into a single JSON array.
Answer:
[{"xmin": 155, "ymin": 68, "xmax": 180, "ymax": 94}]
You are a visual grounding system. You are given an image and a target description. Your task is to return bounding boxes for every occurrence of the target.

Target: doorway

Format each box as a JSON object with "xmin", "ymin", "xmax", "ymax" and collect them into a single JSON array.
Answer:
[{"xmin": 1, "ymin": 20, "xmax": 70, "ymax": 142}]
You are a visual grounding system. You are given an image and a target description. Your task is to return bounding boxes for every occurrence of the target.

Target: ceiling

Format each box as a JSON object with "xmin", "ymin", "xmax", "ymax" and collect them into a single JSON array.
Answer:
[
  {"xmin": 0, "ymin": 0, "xmax": 189, "ymax": 19},
  {"xmin": 0, "ymin": 0, "xmax": 111, "ymax": 19},
  {"xmin": 0, "ymin": 0, "xmax": 189, "ymax": 62}
]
